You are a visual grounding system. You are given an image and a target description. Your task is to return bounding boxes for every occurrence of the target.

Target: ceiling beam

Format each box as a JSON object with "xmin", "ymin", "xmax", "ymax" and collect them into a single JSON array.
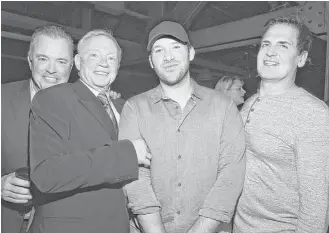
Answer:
[
  {"xmin": 195, "ymin": 38, "xmax": 261, "ymax": 54},
  {"xmin": 189, "ymin": 2, "xmax": 326, "ymax": 51},
  {"xmin": 169, "ymin": 1, "xmax": 207, "ymax": 29},
  {"xmin": 1, "ymin": 11, "xmax": 148, "ymax": 61},
  {"xmin": 189, "ymin": 6, "xmax": 298, "ymax": 49},
  {"xmin": 209, "ymin": 3, "xmax": 235, "ymax": 20},
  {"xmin": 2, "ymin": 31, "xmax": 31, "ymax": 42},
  {"xmin": 92, "ymin": 2, "xmax": 152, "ymax": 20},
  {"xmin": 192, "ymin": 58, "xmax": 248, "ymax": 76}
]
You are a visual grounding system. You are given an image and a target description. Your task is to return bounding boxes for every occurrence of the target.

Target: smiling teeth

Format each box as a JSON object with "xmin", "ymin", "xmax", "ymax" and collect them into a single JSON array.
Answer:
[
  {"xmin": 264, "ymin": 61, "xmax": 278, "ymax": 65},
  {"xmin": 95, "ymin": 71, "xmax": 108, "ymax": 75}
]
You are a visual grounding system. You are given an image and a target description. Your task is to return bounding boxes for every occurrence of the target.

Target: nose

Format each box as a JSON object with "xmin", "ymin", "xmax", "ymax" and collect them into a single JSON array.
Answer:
[
  {"xmin": 46, "ymin": 61, "xmax": 56, "ymax": 74},
  {"xmin": 242, "ymin": 88, "xmax": 246, "ymax": 94},
  {"xmin": 266, "ymin": 45, "xmax": 277, "ymax": 57},
  {"xmin": 98, "ymin": 56, "xmax": 109, "ymax": 67},
  {"xmin": 163, "ymin": 50, "xmax": 174, "ymax": 62}
]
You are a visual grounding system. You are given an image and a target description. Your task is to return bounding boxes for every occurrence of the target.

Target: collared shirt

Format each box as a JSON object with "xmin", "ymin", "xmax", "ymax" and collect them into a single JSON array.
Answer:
[
  {"xmin": 119, "ymin": 79, "xmax": 246, "ymax": 233},
  {"xmin": 80, "ymin": 79, "xmax": 120, "ymax": 122},
  {"xmin": 30, "ymin": 79, "xmax": 39, "ymax": 101}
]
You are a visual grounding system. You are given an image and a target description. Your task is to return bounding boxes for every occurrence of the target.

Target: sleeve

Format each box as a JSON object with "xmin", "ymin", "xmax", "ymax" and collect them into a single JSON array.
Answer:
[
  {"xmin": 199, "ymin": 101, "xmax": 246, "ymax": 223},
  {"xmin": 295, "ymin": 108, "xmax": 329, "ymax": 233},
  {"xmin": 29, "ymin": 89, "xmax": 138, "ymax": 193},
  {"xmin": 119, "ymin": 100, "xmax": 161, "ymax": 215}
]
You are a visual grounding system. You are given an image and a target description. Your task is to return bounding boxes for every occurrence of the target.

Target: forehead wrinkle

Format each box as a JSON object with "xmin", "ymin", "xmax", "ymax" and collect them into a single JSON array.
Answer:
[{"xmin": 34, "ymin": 52, "xmax": 71, "ymax": 60}]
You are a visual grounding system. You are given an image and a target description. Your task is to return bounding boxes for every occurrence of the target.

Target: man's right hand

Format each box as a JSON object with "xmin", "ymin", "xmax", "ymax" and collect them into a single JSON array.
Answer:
[
  {"xmin": 1, "ymin": 172, "xmax": 32, "ymax": 203},
  {"xmin": 132, "ymin": 139, "xmax": 152, "ymax": 167}
]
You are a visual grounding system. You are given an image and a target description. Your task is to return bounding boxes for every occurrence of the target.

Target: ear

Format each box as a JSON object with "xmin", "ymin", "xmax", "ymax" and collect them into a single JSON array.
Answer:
[
  {"xmin": 148, "ymin": 55, "xmax": 154, "ymax": 69},
  {"xmin": 27, "ymin": 55, "xmax": 32, "ymax": 71},
  {"xmin": 297, "ymin": 51, "xmax": 308, "ymax": 68},
  {"xmin": 74, "ymin": 54, "xmax": 81, "ymax": 71},
  {"xmin": 69, "ymin": 59, "xmax": 74, "ymax": 73},
  {"xmin": 189, "ymin": 46, "xmax": 195, "ymax": 62}
]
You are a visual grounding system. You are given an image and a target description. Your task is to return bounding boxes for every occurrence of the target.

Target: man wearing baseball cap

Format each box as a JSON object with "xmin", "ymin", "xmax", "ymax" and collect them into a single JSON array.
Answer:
[{"xmin": 119, "ymin": 21, "xmax": 246, "ymax": 233}]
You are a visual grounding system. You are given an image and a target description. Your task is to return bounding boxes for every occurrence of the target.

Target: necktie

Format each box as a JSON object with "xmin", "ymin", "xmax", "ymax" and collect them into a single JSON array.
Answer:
[{"xmin": 97, "ymin": 91, "xmax": 118, "ymax": 135}]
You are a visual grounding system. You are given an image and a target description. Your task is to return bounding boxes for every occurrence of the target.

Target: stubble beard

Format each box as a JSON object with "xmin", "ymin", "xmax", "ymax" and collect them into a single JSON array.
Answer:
[{"xmin": 156, "ymin": 63, "xmax": 189, "ymax": 87}]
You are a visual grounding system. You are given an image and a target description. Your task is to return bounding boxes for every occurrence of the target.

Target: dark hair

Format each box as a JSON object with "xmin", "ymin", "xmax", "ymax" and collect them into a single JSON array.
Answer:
[
  {"xmin": 28, "ymin": 25, "xmax": 74, "ymax": 59},
  {"xmin": 261, "ymin": 16, "xmax": 313, "ymax": 54}
]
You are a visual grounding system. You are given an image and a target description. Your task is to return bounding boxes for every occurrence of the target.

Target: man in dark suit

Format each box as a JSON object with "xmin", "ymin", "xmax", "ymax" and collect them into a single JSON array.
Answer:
[
  {"xmin": 1, "ymin": 25, "xmax": 74, "ymax": 233},
  {"xmin": 28, "ymin": 29, "xmax": 151, "ymax": 233}
]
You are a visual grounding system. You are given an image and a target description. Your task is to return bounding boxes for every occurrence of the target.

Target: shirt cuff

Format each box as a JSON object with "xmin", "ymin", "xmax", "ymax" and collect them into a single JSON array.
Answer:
[
  {"xmin": 199, "ymin": 208, "xmax": 232, "ymax": 223},
  {"xmin": 129, "ymin": 206, "xmax": 161, "ymax": 215}
]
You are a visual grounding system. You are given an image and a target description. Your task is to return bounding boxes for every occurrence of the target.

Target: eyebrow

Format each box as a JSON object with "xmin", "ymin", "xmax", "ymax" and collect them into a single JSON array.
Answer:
[
  {"xmin": 277, "ymin": 41, "xmax": 292, "ymax": 46},
  {"xmin": 261, "ymin": 40, "xmax": 292, "ymax": 46}
]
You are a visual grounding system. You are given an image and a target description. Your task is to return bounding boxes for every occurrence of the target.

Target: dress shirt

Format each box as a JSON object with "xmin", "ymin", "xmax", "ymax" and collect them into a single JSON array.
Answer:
[
  {"xmin": 80, "ymin": 79, "xmax": 120, "ymax": 123},
  {"xmin": 30, "ymin": 79, "xmax": 38, "ymax": 101},
  {"xmin": 119, "ymin": 79, "xmax": 246, "ymax": 233}
]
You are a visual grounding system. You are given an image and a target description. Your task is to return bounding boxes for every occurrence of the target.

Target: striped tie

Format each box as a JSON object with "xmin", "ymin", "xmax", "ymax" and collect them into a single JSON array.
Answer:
[{"xmin": 97, "ymin": 91, "xmax": 118, "ymax": 135}]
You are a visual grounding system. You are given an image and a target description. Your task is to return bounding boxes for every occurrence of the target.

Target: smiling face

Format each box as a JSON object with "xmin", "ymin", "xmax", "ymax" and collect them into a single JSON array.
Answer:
[
  {"xmin": 149, "ymin": 37, "xmax": 195, "ymax": 86},
  {"xmin": 28, "ymin": 35, "xmax": 73, "ymax": 90},
  {"xmin": 75, "ymin": 35, "xmax": 119, "ymax": 92},
  {"xmin": 257, "ymin": 23, "xmax": 308, "ymax": 83},
  {"xmin": 225, "ymin": 79, "xmax": 246, "ymax": 105}
]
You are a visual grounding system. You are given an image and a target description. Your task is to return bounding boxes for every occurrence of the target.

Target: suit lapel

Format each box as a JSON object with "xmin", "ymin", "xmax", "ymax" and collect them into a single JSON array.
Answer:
[{"xmin": 72, "ymin": 80, "xmax": 117, "ymax": 140}]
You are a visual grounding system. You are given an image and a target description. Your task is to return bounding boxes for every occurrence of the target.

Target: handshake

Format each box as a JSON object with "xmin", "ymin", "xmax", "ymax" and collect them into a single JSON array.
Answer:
[{"xmin": 131, "ymin": 139, "xmax": 152, "ymax": 167}]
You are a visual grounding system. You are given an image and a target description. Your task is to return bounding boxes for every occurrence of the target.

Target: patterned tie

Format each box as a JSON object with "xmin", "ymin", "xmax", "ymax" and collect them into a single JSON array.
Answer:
[{"xmin": 97, "ymin": 91, "xmax": 118, "ymax": 135}]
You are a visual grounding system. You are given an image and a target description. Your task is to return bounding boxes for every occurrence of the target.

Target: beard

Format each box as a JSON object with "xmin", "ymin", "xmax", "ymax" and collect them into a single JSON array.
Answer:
[{"xmin": 154, "ymin": 61, "xmax": 190, "ymax": 86}]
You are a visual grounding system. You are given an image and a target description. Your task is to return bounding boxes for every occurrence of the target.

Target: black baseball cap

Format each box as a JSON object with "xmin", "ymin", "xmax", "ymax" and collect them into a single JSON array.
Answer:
[{"xmin": 147, "ymin": 21, "xmax": 190, "ymax": 51}]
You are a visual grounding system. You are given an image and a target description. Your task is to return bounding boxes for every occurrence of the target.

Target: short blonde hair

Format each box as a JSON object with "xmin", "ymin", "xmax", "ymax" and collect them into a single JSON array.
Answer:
[
  {"xmin": 77, "ymin": 29, "xmax": 122, "ymax": 63},
  {"xmin": 215, "ymin": 76, "xmax": 244, "ymax": 92}
]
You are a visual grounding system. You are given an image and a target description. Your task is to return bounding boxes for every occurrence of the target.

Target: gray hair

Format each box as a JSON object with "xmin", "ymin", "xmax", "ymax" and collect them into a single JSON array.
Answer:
[
  {"xmin": 215, "ymin": 75, "xmax": 244, "ymax": 92},
  {"xmin": 77, "ymin": 29, "xmax": 122, "ymax": 63},
  {"xmin": 28, "ymin": 25, "xmax": 74, "ymax": 59}
]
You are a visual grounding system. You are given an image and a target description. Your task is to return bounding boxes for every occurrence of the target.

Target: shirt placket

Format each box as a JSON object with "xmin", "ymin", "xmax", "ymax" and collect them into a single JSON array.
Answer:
[{"xmin": 166, "ymin": 98, "xmax": 196, "ymax": 232}]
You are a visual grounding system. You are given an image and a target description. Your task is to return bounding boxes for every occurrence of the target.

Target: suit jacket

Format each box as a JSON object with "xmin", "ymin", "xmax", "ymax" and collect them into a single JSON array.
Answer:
[
  {"xmin": 1, "ymin": 79, "xmax": 33, "ymax": 233},
  {"xmin": 29, "ymin": 79, "xmax": 138, "ymax": 233}
]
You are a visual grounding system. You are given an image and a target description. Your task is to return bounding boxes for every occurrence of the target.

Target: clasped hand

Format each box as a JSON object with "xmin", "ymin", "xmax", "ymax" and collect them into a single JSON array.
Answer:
[
  {"xmin": 132, "ymin": 139, "xmax": 152, "ymax": 167},
  {"xmin": 1, "ymin": 172, "xmax": 32, "ymax": 203}
]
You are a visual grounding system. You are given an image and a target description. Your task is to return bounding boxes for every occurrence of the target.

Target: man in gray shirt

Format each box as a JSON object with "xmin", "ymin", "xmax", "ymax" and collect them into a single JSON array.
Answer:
[
  {"xmin": 233, "ymin": 16, "xmax": 329, "ymax": 233},
  {"xmin": 119, "ymin": 21, "xmax": 246, "ymax": 233}
]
